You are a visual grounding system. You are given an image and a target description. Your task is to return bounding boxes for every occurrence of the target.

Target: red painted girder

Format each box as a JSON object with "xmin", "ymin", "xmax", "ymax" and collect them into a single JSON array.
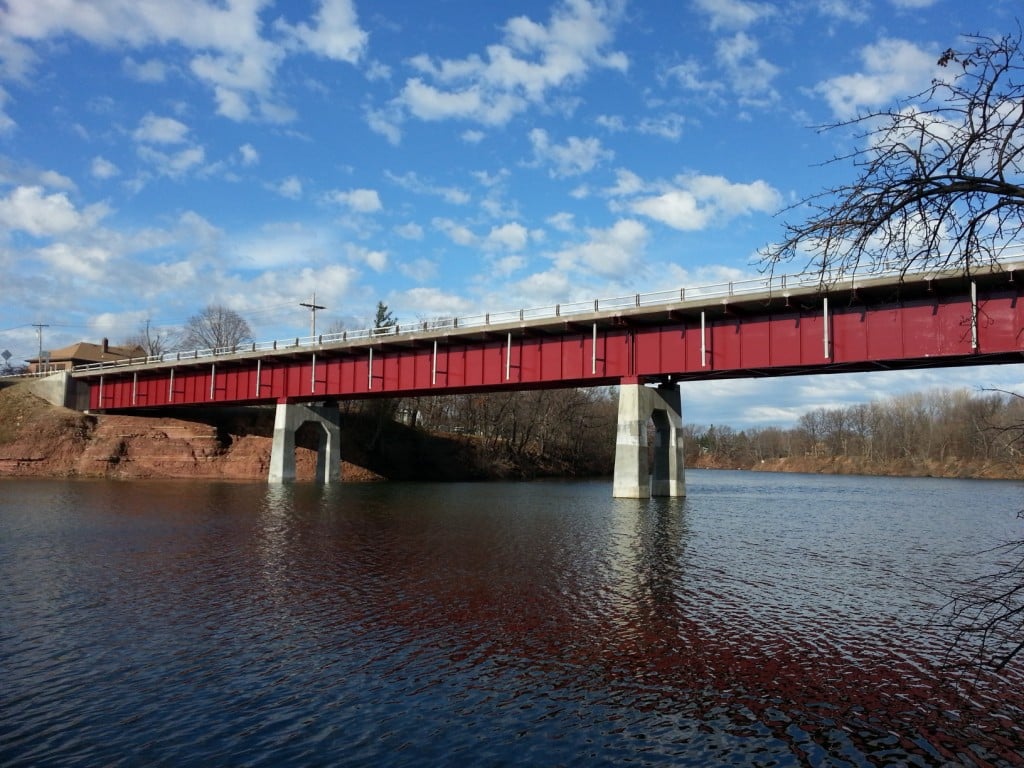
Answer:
[{"xmin": 86, "ymin": 291, "xmax": 1024, "ymax": 410}]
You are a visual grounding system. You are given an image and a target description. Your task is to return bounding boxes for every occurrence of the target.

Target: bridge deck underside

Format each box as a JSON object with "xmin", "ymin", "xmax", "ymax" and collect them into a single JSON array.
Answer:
[{"xmin": 84, "ymin": 284, "xmax": 1024, "ymax": 411}]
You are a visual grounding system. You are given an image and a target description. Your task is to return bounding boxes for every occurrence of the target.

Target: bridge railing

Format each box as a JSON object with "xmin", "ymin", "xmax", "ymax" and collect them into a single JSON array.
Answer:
[{"xmin": 70, "ymin": 252, "xmax": 1024, "ymax": 375}]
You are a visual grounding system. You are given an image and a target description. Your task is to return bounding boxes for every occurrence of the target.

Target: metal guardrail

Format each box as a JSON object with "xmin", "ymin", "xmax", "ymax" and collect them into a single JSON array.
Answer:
[
  {"xmin": 69, "ymin": 251, "xmax": 1024, "ymax": 375},
  {"xmin": 0, "ymin": 369, "xmax": 63, "ymax": 381}
]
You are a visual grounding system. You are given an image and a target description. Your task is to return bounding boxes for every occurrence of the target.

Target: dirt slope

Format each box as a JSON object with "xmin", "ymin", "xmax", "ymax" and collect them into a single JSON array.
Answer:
[{"xmin": 0, "ymin": 382, "xmax": 380, "ymax": 481}]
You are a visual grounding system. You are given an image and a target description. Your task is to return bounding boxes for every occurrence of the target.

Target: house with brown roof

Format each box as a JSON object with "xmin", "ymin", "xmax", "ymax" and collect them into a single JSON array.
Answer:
[{"xmin": 26, "ymin": 338, "xmax": 146, "ymax": 373}]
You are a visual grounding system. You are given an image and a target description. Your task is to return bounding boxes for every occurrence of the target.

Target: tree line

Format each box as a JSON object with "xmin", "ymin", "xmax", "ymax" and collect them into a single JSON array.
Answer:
[
  {"xmin": 687, "ymin": 387, "xmax": 1024, "ymax": 473},
  {"xmin": 342, "ymin": 387, "xmax": 620, "ymax": 478}
]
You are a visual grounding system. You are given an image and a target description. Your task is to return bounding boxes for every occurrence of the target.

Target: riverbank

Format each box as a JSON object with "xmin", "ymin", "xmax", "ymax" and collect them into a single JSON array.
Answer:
[
  {"xmin": 691, "ymin": 453, "xmax": 1024, "ymax": 480},
  {"xmin": 2, "ymin": 381, "xmax": 1022, "ymax": 481},
  {"xmin": 0, "ymin": 382, "xmax": 569, "ymax": 482}
]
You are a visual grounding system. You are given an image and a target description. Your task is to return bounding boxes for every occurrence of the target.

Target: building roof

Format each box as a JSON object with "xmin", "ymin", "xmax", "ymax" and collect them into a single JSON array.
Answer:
[{"xmin": 27, "ymin": 340, "xmax": 145, "ymax": 365}]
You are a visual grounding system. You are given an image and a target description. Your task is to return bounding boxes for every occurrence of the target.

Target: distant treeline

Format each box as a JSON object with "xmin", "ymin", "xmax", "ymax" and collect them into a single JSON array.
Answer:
[
  {"xmin": 686, "ymin": 388, "xmax": 1024, "ymax": 472},
  {"xmin": 340, "ymin": 386, "xmax": 1024, "ymax": 479}
]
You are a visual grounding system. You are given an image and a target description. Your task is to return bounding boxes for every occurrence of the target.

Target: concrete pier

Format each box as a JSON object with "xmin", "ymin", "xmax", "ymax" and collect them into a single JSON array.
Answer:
[
  {"xmin": 612, "ymin": 382, "xmax": 685, "ymax": 499},
  {"xmin": 269, "ymin": 401, "xmax": 342, "ymax": 483}
]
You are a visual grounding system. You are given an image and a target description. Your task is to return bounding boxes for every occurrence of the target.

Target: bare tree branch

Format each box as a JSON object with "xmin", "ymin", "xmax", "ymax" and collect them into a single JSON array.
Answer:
[
  {"xmin": 761, "ymin": 26, "xmax": 1024, "ymax": 283},
  {"xmin": 180, "ymin": 305, "xmax": 253, "ymax": 353}
]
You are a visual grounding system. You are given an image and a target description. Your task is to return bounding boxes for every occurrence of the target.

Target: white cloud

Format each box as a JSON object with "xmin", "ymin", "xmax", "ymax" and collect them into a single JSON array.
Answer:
[
  {"xmin": 400, "ymin": 286, "xmax": 474, "ymax": 318},
  {"xmin": 122, "ymin": 56, "xmax": 167, "ymax": 82},
  {"xmin": 400, "ymin": 79, "xmax": 522, "ymax": 125},
  {"xmin": 275, "ymin": 176, "xmax": 303, "ymax": 199},
  {"xmin": 364, "ymin": 59, "xmax": 391, "ymax": 81},
  {"xmin": 398, "ymin": 258, "xmax": 437, "ymax": 282},
  {"xmin": 547, "ymin": 212, "xmax": 575, "ymax": 232},
  {"xmin": 606, "ymin": 168, "xmax": 645, "ymax": 197},
  {"xmin": 0, "ymin": 85, "xmax": 14, "ymax": 133},
  {"xmin": 387, "ymin": 171, "xmax": 470, "ymax": 205},
  {"xmin": 0, "ymin": 185, "xmax": 106, "ymax": 237},
  {"xmin": 528, "ymin": 128, "xmax": 612, "ymax": 177},
  {"xmin": 328, "ymin": 188, "xmax": 382, "ymax": 213},
  {"xmin": 347, "ymin": 243, "xmax": 387, "ymax": 272},
  {"xmin": 486, "ymin": 222, "xmax": 529, "ymax": 252},
  {"xmin": 664, "ymin": 59, "xmax": 720, "ymax": 94},
  {"xmin": 38, "ymin": 170, "xmax": 75, "ymax": 190},
  {"xmin": 0, "ymin": 32, "xmax": 36, "ymax": 82},
  {"xmin": 278, "ymin": 0, "xmax": 367, "ymax": 63},
  {"xmin": 90, "ymin": 156, "xmax": 120, "ymax": 180},
  {"xmin": 692, "ymin": 0, "xmax": 776, "ymax": 30},
  {"xmin": 0, "ymin": 0, "xmax": 365, "ymax": 124},
  {"xmin": 365, "ymin": 106, "xmax": 402, "ymax": 145},
  {"xmin": 133, "ymin": 113, "xmax": 189, "ymax": 144},
  {"xmin": 625, "ymin": 174, "xmax": 781, "ymax": 231},
  {"xmin": 433, "ymin": 217, "xmax": 477, "ymax": 246},
  {"xmin": 816, "ymin": 0, "xmax": 870, "ymax": 23},
  {"xmin": 395, "ymin": 222, "xmax": 424, "ymax": 240},
  {"xmin": 816, "ymin": 38, "xmax": 938, "ymax": 119},
  {"xmin": 493, "ymin": 255, "xmax": 526, "ymax": 276},
  {"xmin": 238, "ymin": 143, "xmax": 259, "ymax": 166},
  {"xmin": 598, "ymin": 112, "xmax": 684, "ymax": 141},
  {"xmin": 511, "ymin": 268, "xmax": 573, "ymax": 304},
  {"xmin": 137, "ymin": 144, "xmax": 206, "ymax": 178},
  {"xmin": 229, "ymin": 223, "xmax": 333, "ymax": 270},
  {"xmin": 392, "ymin": 0, "xmax": 627, "ymax": 127},
  {"xmin": 637, "ymin": 114, "xmax": 684, "ymax": 140},
  {"xmin": 36, "ymin": 242, "xmax": 112, "ymax": 281},
  {"xmin": 596, "ymin": 114, "xmax": 625, "ymax": 132},
  {"xmin": 366, "ymin": 251, "xmax": 388, "ymax": 272},
  {"xmin": 715, "ymin": 32, "xmax": 779, "ymax": 107},
  {"xmin": 210, "ymin": 84, "xmax": 255, "ymax": 121},
  {"xmin": 551, "ymin": 218, "xmax": 648, "ymax": 278},
  {"xmin": 631, "ymin": 190, "xmax": 709, "ymax": 231}
]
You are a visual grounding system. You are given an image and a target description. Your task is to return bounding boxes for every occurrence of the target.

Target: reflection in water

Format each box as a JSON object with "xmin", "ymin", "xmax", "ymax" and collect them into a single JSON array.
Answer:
[{"xmin": 2, "ymin": 474, "xmax": 1023, "ymax": 766}]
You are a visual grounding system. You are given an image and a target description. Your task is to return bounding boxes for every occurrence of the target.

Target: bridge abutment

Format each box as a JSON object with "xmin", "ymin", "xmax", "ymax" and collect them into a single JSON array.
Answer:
[
  {"xmin": 269, "ymin": 401, "xmax": 342, "ymax": 484},
  {"xmin": 613, "ymin": 382, "xmax": 685, "ymax": 499}
]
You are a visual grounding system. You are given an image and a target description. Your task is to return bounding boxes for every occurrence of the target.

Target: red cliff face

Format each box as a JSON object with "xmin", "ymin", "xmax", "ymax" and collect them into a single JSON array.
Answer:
[{"xmin": 0, "ymin": 383, "xmax": 380, "ymax": 481}]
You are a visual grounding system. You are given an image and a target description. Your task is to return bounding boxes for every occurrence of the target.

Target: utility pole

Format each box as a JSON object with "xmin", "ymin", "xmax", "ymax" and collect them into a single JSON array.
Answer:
[
  {"xmin": 299, "ymin": 292, "xmax": 326, "ymax": 337},
  {"xmin": 32, "ymin": 323, "xmax": 49, "ymax": 372}
]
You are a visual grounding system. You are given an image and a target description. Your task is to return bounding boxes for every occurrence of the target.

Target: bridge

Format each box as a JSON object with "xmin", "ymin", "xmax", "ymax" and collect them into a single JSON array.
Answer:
[{"xmin": 44, "ymin": 258, "xmax": 1024, "ymax": 496}]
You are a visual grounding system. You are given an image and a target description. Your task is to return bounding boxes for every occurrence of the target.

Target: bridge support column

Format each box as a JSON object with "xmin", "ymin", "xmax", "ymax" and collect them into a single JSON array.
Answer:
[
  {"xmin": 613, "ymin": 382, "xmax": 685, "ymax": 499},
  {"xmin": 269, "ymin": 401, "xmax": 342, "ymax": 484}
]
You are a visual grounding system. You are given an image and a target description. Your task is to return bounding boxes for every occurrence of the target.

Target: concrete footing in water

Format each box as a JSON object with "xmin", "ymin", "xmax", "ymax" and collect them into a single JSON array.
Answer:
[
  {"xmin": 268, "ymin": 401, "xmax": 342, "ymax": 483},
  {"xmin": 612, "ymin": 382, "xmax": 685, "ymax": 499}
]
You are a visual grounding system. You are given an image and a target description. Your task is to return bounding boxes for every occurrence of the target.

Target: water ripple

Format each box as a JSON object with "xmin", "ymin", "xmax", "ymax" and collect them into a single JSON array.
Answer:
[{"xmin": 2, "ymin": 474, "xmax": 1023, "ymax": 766}]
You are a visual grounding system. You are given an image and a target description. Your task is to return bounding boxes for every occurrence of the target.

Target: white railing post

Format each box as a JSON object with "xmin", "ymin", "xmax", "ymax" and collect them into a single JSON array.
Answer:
[
  {"xmin": 971, "ymin": 281, "xmax": 979, "ymax": 350},
  {"xmin": 823, "ymin": 297, "xmax": 831, "ymax": 359}
]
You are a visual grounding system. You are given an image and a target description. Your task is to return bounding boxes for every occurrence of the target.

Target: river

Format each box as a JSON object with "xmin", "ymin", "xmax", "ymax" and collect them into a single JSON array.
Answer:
[{"xmin": 2, "ymin": 471, "xmax": 1023, "ymax": 766}]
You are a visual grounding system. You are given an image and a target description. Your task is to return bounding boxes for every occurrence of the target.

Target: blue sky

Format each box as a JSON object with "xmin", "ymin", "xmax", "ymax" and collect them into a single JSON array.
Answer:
[{"xmin": 1, "ymin": 0, "xmax": 1022, "ymax": 427}]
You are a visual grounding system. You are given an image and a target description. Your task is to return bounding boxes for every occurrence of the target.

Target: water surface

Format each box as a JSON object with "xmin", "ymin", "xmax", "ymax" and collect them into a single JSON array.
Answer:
[{"xmin": 2, "ymin": 471, "xmax": 1023, "ymax": 766}]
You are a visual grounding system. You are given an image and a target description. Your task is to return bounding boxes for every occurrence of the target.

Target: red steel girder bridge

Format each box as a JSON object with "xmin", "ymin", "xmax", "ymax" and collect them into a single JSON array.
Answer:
[
  {"xmin": 72, "ymin": 263, "xmax": 1024, "ymax": 412},
  {"xmin": 63, "ymin": 260, "xmax": 1024, "ymax": 494}
]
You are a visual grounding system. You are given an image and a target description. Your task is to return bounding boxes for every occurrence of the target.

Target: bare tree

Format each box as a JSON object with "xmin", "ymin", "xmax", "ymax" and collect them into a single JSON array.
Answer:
[
  {"xmin": 124, "ymin": 319, "xmax": 179, "ymax": 357},
  {"xmin": 180, "ymin": 305, "xmax": 253, "ymax": 352},
  {"xmin": 323, "ymin": 319, "xmax": 347, "ymax": 337},
  {"xmin": 762, "ymin": 27, "xmax": 1024, "ymax": 282}
]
